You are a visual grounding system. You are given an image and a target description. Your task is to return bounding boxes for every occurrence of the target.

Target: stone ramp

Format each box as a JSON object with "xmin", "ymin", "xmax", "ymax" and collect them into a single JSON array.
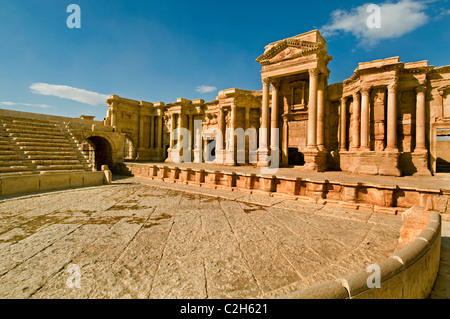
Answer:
[{"xmin": 0, "ymin": 116, "xmax": 92, "ymax": 176}]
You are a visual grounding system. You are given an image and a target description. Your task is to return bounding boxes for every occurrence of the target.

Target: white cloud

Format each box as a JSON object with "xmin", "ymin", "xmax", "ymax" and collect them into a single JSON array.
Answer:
[
  {"xmin": 30, "ymin": 83, "xmax": 108, "ymax": 106},
  {"xmin": 196, "ymin": 85, "xmax": 217, "ymax": 94},
  {"xmin": 0, "ymin": 101, "xmax": 53, "ymax": 109},
  {"xmin": 320, "ymin": 0, "xmax": 429, "ymax": 46}
]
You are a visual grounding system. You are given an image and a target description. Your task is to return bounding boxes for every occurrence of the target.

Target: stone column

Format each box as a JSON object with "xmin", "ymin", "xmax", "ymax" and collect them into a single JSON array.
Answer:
[
  {"xmin": 227, "ymin": 104, "xmax": 237, "ymax": 165},
  {"xmin": 150, "ymin": 116, "xmax": 155, "ymax": 149},
  {"xmin": 245, "ymin": 106, "xmax": 250, "ymax": 163},
  {"xmin": 360, "ymin": 87, "xmax": 371, "ymax": 151},
  {"xmin": 340, "ymin": 96, "xmax": 347, "ymax": 151},
  {"xmin": 351, "ymin": 92, "xmax": 361, "ymax": 150},
  {"xmin": 215, "ymin": 108, "xmax": 225, "ymax": 164},
  {"xmin": 415, "ymin": 85, "xmax": 427, "ymax": 152},
  {"xmin": 386, "ymin": 81, "xmax": 398, "ymax": 152},
  {"xmin": 169, "ymin": 114, "xmax": 175, "ymax": 149},
  {"xmin": 411, "ymin": 84, "xmax": 431, "ymax": 175},
  {"xmin": 157, "ymin": 114, "xmax": 163, "ymax": 149},
  {"xmin": 165, "ymin": 113, "xmax": 176, "ymax": 162},
  {"xmin": 282, "ymin": 115, "xmax": 289, "ymax": 166},
  {"xmin": 188, "ymin": 114, "xmax": 193, "ymax": 161},
  {"xmin": 307, "ymin": 68, "xmax": 319, "ymax": 149},
  {"xmin": 270, "ymin": 81, "xmax": 280, "ymax": 154},
  {"xmin": 258, "ymin": 78, "xmax": 270, "ymax": 166},
  {"xmin": 139, "ymin": 113, "xmax": 145, "ymax": 150},
  {"xmin": 178, "ymin": 113, "xmax": 185, "ymax": 151},
  {"xmin": 110, "ymin": 105, "xmax": 117, "ymax": 128},
  {"xmin": 317, "ymin": 74, "xmax": 326, "ymax": 151}
]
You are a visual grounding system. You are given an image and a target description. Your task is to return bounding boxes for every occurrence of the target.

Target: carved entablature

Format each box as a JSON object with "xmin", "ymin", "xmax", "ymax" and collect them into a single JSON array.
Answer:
[
  {"xmin": 256, "ymin": 39, "xmax": 323, "ymax": 66},
  {"xmin": 342, "ymin": 79, "xmax": 362, "ymax": 97},
  {"xmin": 256, "ymin": 30, "xmax": 332, "ymax": 77}
]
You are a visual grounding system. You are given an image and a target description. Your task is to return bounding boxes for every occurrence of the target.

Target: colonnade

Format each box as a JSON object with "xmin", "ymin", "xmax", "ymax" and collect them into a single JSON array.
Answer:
[
  {"xmin": 257, "ymin": 68, "xmax": 328, "ymax": 166},
  {"xmin": 339, "ymin": 81, "xmax": 427, "ymax": 153}
]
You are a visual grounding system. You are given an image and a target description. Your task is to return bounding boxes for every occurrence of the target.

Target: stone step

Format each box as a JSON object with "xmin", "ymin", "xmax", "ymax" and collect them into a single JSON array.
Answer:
[
  {"xmin": 10, "ymin": 119, "xmax": 59, "ymax": 128},
  {"xmin": 0, "ymin": 150, "xmax": 16, "ymax": 156},
  {"xmin": 0, "ymin": 171, "xmax": 35, "ymax": 177},
  {"xmin": 0, "ymin": 166, "xmax": 31, "ymax": 173},
  {"xmin": 0, "ymin": 145, "xmax": 14, "ymax": 150},
  {"xmin": 39, "ymin": 169, "xmax": 87, "ymax": 175},
  {"xmin": 31, "ymin": 159, "xmax": 82, "ymax": 166},
  {"xmin": 0, "ymin": 161, "xmax": 29, "ymax": 167},
  {"xmin": 23, "ymin": 150, "xmax": 78, "ymax": 156},
  {"xmin": 0, "ymin": 154, "xmax": 20, "ymax": 161},
  {"xmin": 26, "ymin": 154, "xmax": 79, "ymax": 160},
  {"xmin": 4, "ymin": 126, "xmax": 62, "ymax": 134},
  {"xmin": 17, "ymin": 142, "xmax": 74, "ymax": 148},
  {"xmin": 36, "ymin": 164, "xmax": 86, "ymax": 171},
  {"xmin": 8, "ymin": 132, "xmax": 66, "ymax": 139},
  {"xmin": 12, "ymin": 137, "xmax": 70, "ymax": 144},
  {"xmin": 3, "ymin": 119, "xmax": 60, "ymax": 127}
]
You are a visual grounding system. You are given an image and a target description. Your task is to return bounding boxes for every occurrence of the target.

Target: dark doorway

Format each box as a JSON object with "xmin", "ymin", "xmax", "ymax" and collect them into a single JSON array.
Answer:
[
  {"xmin": 288, "ymin": 148, "xmax": 305, "ymax": 165},
  {"xmin": 84, "ymin": 136, "xmax": 113, "ymax": 171}
]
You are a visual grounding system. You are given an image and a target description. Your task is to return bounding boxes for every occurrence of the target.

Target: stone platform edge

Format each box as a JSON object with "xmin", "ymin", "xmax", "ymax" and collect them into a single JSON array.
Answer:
[
  {"xmin": 0, "ymin": 170, "xmax": 112, "ymax": 197},
  {"xmin": 120, "ymin": 162, "xmax": 450, "ymax": 215},
  {"xmin": 281, "ymin": 212, "xmax": 442, "ymax": 299}
]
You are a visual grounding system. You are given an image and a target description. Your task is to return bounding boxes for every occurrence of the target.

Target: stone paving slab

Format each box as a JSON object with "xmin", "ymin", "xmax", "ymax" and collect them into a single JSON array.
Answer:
[{"xmin": 0, "ymin": 176, "xmax": 406, "ymax": 299}]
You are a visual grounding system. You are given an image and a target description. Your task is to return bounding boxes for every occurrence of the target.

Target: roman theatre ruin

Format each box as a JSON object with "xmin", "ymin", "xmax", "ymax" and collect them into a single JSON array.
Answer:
[{"xmin": 0, "ymin": 30, "xmax": 449, "ymax": 299}]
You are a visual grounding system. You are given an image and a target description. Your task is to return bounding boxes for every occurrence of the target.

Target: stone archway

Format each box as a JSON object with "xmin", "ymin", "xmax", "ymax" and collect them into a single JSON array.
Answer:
[{"xmin": 83, "ymin": 136, "xmax": 113, "ymax": 171}]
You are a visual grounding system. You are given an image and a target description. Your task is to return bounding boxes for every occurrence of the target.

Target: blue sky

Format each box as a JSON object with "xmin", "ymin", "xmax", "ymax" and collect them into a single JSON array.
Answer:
[{"xmin": 0, "ymin": 0, "xmax": 449, "ymax": 120}]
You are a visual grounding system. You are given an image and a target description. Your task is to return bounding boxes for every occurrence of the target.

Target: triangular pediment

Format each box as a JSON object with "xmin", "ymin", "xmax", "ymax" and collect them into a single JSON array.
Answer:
[{"xmin": 256, "ymin": 39, "xmax": 323, "ymax": 65}]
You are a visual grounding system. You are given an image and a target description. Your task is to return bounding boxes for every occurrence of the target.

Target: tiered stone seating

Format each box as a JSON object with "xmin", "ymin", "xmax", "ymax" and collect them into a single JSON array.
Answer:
[
  {"xmin": 0, "ymin": 116, "xmax": 92, "ymax": 175},
  {"xmin": 0, "ymin": 122, "xmax": 33, "ymax": 176}
]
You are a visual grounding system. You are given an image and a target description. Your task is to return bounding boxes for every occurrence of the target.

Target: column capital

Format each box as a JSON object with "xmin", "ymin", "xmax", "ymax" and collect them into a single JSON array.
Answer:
[
  {"xmin": 308, "ymin": 68, "xmax": 320, "ymax": 77},
  {"xmin": 262, "ymin": 77, "xmax": 270, "ymax": 85},
  {"xmin": 352, "ymin": 91, "xmax": 361, "ymax": 100},
  {"xmin": 387, "ymin": 82, "xmax": 398, "ymax": 93},
  {"xmin": 341, "ymin": 96, "xmax": 348, "ymax": 103},
  {"xmin": 360, "ymin": 86, "xmax": 371, "ymax": 96},
  {"xmin": 415, "ymin": 85, "xmax": 426, "ymax": 94},
  {"xmin": 271, "ymin": 80, "xmax": 281, "ymax": 91}
]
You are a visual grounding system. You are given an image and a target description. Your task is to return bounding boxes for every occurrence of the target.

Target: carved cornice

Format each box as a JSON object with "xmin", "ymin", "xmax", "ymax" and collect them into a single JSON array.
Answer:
[
  {"xmin": 438, "ymin": 85, "xmax": 450, "ymax": 96},
  {"xmin": 256, "ymin": 39, "xmax": 323, "ymax": 66}
]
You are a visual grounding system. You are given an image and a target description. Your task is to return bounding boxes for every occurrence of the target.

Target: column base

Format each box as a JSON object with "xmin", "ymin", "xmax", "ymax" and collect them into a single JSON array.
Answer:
[
  {"xmin": 194, "ymin": 148, "xmax": 203, "ymax": 163},
  {"xmin": 165, "ymin": 148, "xmax": 173, "ymax": 163},
  {"xmin": 225, "ymin": 149, "xmax": 236, "ymax": 166},
  {"xmin": 340, "ymin": 151, "xmax": 401, "ymax": 176},
  {"xmin": 303, "ymin": 149, "xmax": 327, "ymax": 172},
  {"xmin": 167, "ymin": 148, "xmax": 182, "ymax": 163},
  {"xmin": 412, "ymin": 151, "xmax": 432, "ymax": 176},
  {"xmin": 136, "ymin": 148, "xmax": 151, "ymax": 161},
  {"xmin": 257, "ymin": 148, "xmax": 270, "ymax": 167},
  {"xmin": 236, "ymin": 149, "xmax": 246, "ymax": 165},
  {"xmin": 385, "ymin": 146, "xmax": 399, "ymax": 153},
  {"xmin": 148, "ymin": 148, "xmax": 165, "ymax": 162}
]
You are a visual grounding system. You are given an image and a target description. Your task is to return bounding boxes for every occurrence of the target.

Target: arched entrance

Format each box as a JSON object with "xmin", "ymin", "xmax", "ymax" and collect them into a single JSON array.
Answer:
[{"xmin": 82, "ymin": 136, "xmax": 113, "ymax": 171}]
